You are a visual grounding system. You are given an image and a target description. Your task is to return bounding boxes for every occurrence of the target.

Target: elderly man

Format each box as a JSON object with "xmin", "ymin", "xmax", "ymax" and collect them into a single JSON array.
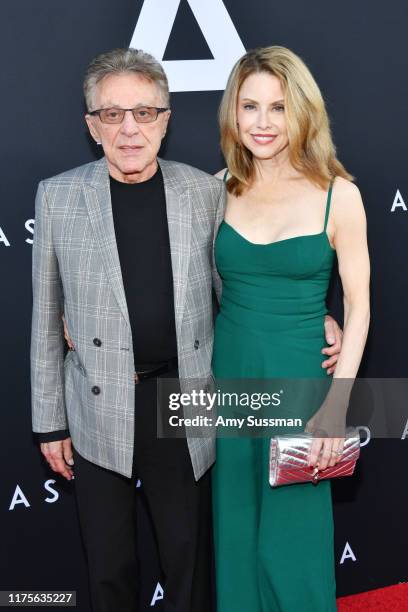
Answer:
[{"xmin": 31, "ymin": 48, "xmax": 342, "ymax": 612}]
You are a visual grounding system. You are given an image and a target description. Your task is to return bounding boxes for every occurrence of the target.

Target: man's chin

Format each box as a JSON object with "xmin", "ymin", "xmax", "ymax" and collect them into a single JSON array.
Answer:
[
  {"xmin": 108, "ymin": 158, "xmax": 157, "ymax": 183},
  {"xmin": 119, "ymin": 159, "xmax": 146, "ymax": 174},
  {"xmin": 122, "ymin": 166, "xmax": 145, "ymax": 176}
]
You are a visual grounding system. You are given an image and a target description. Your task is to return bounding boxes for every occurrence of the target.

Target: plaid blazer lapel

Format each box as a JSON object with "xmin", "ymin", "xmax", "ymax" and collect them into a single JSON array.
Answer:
[
  {"xmin": 83, "ymin": 157, "xmax": 131, "ymax": 328},
  {"xmin": 159, "ymin": 158, "xmax": 192, "ymax": 337}
]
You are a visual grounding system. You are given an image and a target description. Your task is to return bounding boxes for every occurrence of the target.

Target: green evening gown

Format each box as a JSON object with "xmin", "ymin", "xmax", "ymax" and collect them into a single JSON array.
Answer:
[{"xmin": 212, "ymin": 182, "xmax": 338, "ymax": 612}]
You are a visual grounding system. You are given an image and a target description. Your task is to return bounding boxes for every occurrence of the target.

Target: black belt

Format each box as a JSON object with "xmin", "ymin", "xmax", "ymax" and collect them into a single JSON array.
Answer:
[{"xmin": 134, "ymin": 356, "xmax": 178, "ymax": 384}]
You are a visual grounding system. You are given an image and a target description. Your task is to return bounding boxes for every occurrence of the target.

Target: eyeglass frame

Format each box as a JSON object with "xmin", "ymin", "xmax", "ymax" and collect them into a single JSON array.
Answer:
[{"xmin": 88, "ymin": 105, "xmax": 170, "ymax": 124}]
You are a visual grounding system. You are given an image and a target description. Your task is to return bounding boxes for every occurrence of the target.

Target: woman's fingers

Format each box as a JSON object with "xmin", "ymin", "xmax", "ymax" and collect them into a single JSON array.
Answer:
[
  {"xmin": 62, "ymin": 314, "xmax": 74, "ymax": 350},
  {"xmin": 318, "ymin": 438, "xmax": 333, "ymax": 470},
  {"xmin": 308, "ymin": 437, "xmax": 323, "ymax": 467},
  {"xmin": 329, "ymin": 437, "xmax": 345, "ymax": 467}
]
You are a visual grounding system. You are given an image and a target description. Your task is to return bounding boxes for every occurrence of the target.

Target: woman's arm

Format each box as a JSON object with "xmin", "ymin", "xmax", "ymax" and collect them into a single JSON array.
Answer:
[
  {"xmin": 307, "ymin": 178, "xmax": 370, "ymax": 469},
  {"xmin": 331, "ymin": 178, "xmax": 370, "ymax": 378}
]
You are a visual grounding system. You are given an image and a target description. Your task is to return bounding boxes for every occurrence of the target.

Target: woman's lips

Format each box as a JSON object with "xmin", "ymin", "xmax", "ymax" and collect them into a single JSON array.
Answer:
[{"xmin": 251, "ymin": 134, "xmax": 277, "ymax": 145}]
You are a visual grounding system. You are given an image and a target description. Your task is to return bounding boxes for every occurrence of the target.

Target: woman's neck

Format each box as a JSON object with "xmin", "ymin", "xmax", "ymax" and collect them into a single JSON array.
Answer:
[{"xmin": 253, "ymin": 154, "xmax": 300, "ymax": 188}]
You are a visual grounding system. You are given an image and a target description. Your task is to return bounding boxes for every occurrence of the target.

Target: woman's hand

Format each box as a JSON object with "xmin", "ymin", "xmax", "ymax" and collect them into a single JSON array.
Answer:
[
  {"xmin": 322, "ymin": 315, "xmax": 343, "ymax": 375},
  {"xmin": 61, "ymin": 314, "xmax": 75, "ymax": 350},
  {"xmin": 305, "ymin": 406, "xmax": 346, "ymax": 469},
  {"xmin": 306, "ymin": 435, "xmax": 345, "ymax": 470},
  {"xmin": 305, "ymin": 380, "xmax": 350, "ymax": 469}
]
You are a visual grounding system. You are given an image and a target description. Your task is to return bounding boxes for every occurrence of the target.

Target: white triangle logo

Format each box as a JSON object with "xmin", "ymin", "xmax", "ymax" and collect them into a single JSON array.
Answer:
[{"xmin": 129, "ymin": 0, "xmax": 246, "ymax": 92}]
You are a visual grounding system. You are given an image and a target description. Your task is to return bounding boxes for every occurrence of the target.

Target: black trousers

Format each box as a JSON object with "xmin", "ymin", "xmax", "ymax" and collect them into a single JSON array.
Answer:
[{"xmin": 72, "ymin": 374, "xmax": 215, "ymax": 612}]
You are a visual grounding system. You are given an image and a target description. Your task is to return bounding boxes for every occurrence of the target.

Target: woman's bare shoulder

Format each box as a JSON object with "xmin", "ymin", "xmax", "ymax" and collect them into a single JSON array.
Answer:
[
  {"xmin": 215, "ymin": 168, "xmax": 228, "ymax": 180},
  {"xmin": 332, "ymin": 176, "xmax": 362, "ymax": 201},
  {"xmin": 332, "ymin": 177, "xmax": 365, "ymax": 223}
]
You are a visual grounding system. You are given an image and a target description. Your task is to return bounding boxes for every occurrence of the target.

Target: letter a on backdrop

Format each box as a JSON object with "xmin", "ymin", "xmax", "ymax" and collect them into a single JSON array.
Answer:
[
  {"xmin": 129, "ymin": 0, "xmax": 246, "ymax": 91},
  {"xmin": 391, "ymin": 189, "xmax": 407, "ymax": 212}
]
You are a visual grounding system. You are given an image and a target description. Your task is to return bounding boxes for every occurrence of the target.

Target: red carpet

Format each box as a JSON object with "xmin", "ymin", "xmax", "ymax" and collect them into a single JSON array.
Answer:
[{"xmin": 337, "ymin": 583, "xmax": 408, "ymax": 610}]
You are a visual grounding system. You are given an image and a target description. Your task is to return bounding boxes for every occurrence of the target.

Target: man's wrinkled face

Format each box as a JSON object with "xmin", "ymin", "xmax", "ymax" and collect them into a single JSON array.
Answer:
[{"xmin": 85, "ymin": 72, "xmax": 170, "ymax": 183}]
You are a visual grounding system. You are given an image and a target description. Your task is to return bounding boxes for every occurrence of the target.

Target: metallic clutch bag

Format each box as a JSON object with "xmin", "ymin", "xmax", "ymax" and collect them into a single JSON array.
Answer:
[{"xmin": 269, "ymin": 427, "xmax": 360, "ymax": 487}]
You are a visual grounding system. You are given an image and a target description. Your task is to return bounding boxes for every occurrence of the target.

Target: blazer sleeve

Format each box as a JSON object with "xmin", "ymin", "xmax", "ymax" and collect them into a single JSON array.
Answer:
[
  {"xmin": 36, "ymin": 429, "xmax": 70, "ymax": 443},
  {"xmin": 31, "ymin": 182, "xmax": 67, "ymax": 434}
]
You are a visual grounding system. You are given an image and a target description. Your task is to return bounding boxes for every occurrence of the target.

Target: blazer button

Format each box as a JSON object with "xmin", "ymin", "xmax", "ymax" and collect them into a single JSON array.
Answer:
[
  {"xmin": 91, "ymin": 385, "xmax": 100, "ymax": 395},
  {"xmin": 93, "ymin": 338, "xmax": 102, "ymax": 347},
  {"xmin": 194, "ymin": 339, "xmax": 200, "ymax": 349}
]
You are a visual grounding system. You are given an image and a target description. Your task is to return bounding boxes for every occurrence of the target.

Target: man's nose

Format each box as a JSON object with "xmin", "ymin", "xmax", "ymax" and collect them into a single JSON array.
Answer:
[{"xmin": 120, "ymin": 110, "xmax": 140, "ymax": 135}]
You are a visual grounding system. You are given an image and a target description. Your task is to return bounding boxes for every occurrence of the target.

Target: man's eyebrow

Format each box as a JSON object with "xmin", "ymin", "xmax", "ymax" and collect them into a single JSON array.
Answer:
[{"xmin": 97, "ymin": 102, "xmax": 153, "ymax": 108}]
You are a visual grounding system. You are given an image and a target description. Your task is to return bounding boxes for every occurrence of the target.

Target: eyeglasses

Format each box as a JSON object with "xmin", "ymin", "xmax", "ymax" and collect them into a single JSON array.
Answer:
[{"xmin": 89, "ymin": 106, "xmax": 170, "ymax": 124}]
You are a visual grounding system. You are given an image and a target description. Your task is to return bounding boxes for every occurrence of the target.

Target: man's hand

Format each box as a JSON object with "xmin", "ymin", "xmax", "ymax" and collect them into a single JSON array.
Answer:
[
  {"xmin": 62, "ymin": 314, "xmax": 74, "ymax": 350},
  {"xmin": 40, "ymin": 438, "xmax": 74, "ymax": 481},
  {"xmin": 322, "ymin": 315, "xmax": 343, "ymax": 374}
]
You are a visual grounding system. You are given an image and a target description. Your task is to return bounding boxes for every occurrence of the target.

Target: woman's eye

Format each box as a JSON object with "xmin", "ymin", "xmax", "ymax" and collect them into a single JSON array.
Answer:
[
  {"xmin": 243, "ymin": 104, "xmax": 256, "ymax": 110},
  {"xmin": 273, "ymin": 105, "xmax": 285, "ymax": 112}
]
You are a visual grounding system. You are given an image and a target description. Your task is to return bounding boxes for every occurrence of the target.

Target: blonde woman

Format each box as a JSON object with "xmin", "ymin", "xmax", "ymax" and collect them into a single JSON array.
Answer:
[{"xmin": 212, "ymin": 47, "xmax": 370, "ymax": 611}]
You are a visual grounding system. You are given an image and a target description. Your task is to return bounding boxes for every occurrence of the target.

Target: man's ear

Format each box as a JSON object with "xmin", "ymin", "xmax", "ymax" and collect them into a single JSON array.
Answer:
[{"xmin": 85, "ymin": 114, "xmax": 101, "ymax": 144}]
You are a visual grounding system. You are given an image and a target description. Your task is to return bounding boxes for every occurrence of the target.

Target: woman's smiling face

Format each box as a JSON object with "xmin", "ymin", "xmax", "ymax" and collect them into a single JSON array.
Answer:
[{"xmin": 236, "ymin": 72, "xmax": 289, "ymax": 162}]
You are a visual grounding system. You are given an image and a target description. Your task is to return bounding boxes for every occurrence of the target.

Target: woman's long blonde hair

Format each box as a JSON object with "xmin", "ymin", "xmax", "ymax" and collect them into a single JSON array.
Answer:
[{"xmin": 219, "ymin": 46, "xmax": 352, "ymax": 196}]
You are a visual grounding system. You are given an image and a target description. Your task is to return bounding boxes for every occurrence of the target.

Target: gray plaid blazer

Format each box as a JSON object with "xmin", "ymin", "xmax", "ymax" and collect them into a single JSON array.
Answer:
[{"xmin": 31, "ymin": 157, "xmax": 226, "ymax": 480}]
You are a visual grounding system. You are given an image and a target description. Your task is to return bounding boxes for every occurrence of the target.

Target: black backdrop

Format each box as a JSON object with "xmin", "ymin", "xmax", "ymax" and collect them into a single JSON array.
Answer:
[{"xmin": 1, "ymin": 1, "xmax": 407, "ymax": 609}]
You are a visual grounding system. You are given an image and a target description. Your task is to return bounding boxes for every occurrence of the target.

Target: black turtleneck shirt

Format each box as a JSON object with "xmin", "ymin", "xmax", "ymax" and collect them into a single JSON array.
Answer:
[{"xmin": 109, "ymin": 166, "xmax": 177, "ymax": 365}]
